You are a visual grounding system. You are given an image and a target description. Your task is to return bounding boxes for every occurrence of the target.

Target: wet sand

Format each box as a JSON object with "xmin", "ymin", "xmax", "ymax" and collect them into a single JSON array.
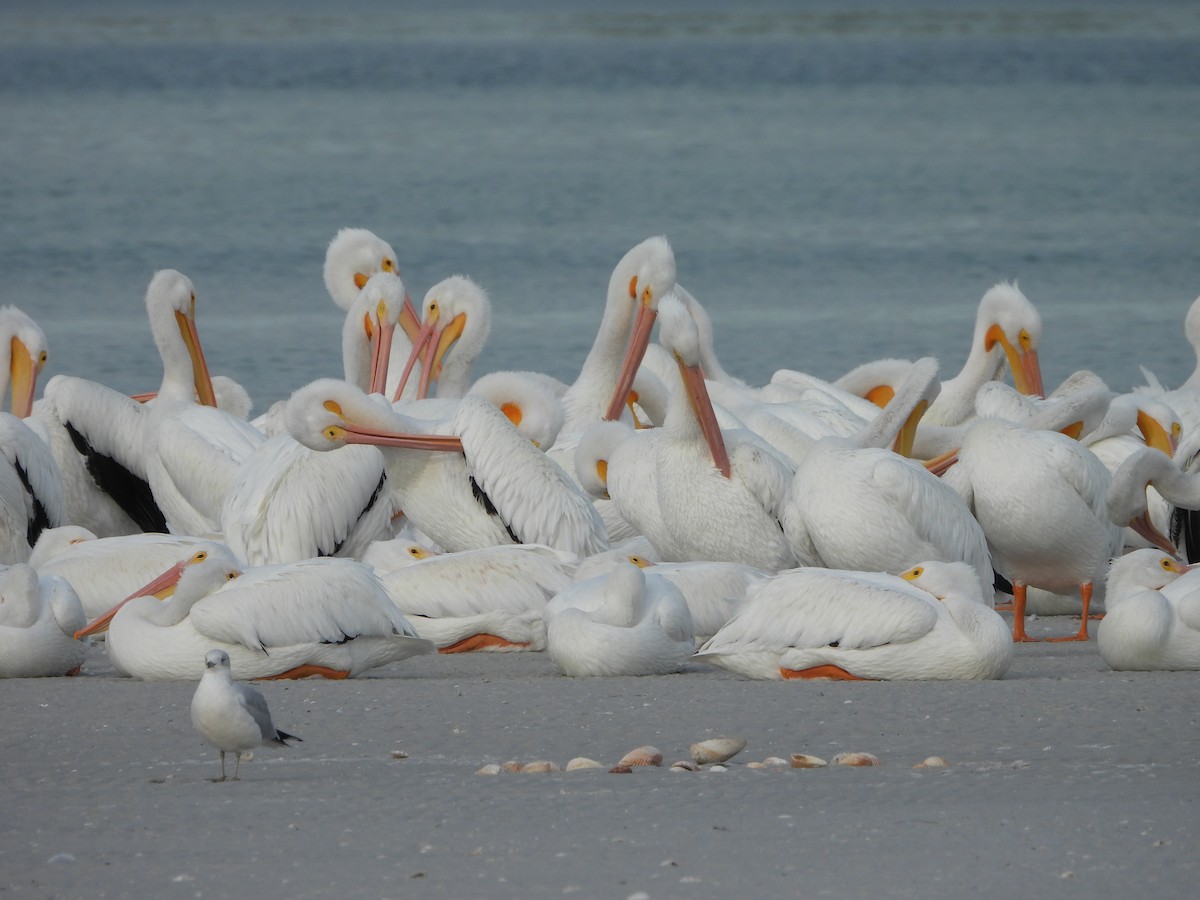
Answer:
[{"xmin": 3, "ymin": 614, "xmax": 1197, "ymax": 899}]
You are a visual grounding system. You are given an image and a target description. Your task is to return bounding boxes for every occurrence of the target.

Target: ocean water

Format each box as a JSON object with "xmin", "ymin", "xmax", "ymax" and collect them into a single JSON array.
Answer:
[{"xmin": 2, "ymin": 0, "xmax": 1198, "ymax": 411}]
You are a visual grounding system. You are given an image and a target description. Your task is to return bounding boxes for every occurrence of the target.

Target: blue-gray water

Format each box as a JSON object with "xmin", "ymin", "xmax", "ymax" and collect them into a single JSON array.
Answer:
[{"xmin": 3, "ymin": 0, "xmax": 1198, "ymax": 410}]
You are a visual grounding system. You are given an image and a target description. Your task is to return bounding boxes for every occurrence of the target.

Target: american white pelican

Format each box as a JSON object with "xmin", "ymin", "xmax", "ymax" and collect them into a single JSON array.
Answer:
[
  {"xmin": 573, "ymin": 419, "xmax": 658, "ymax": 544},
  {"xmin": 779, "ymin": 359, "xmax": 996, "ymax": 599},
  {"xmin": 544, "ymin": 562, "xmax": 696, "ymax": 676},
  {"xmin": 641, "ymin": 294, "xmax": 796, "ymax": 571},
  {"xmin": 0, "ymin": 564, "xmax": 87, "ymax": 677},
  {"xmin": 569, "ymin": 551, "xmax": 769, "ymax": 641},
  {"xmin": 1135, "ymin": 292, "xmax": 1200, "ymax": 437},
  {"xmin": 942, "ymin": 416, "xmax": 1123, "ymax": 641},
  {"xmin": 33, "ymin": 269, "xmax": 219, "ymax": 536},
  {"xmin": 558, "ymin": 236, "xmax": 676, "ymax": 434},
  {"xmin": 392, "ymin": 274, "xmax": 491, "ymax": 401},
  {"xmin": 342, "ymin": 271, "xmax": 408, "ymax": 396},
  {"xmin": 694, "ymin": 562, "xmax": 1013, "ymax": 681},
  {"xmin": 0, "ymin": 305, "xmax": 48, "ymax": 418},
  {"xmin": 1097, "ymin": 550, "xmax": 1200, "ymax": 671},
  {"xmin": 834, "ymin": 281, "xmax": 1046, "ymax": 424},
  {"xmin": 192, "ymin": 649, "xmax": 301, "ymax": 782},
  {"xmin": 1105, "ymin": 447, "xmax": 1200, "ymax": 554},
  {"xmin": 364, "ymin": 540, "xmax": 578, "ymax": 652},
  {"xmin": 286, "ymin": 379, "xmax": 609, "ymax": 557},
  {"xmin": 219, "ymin": 434, "xmax": 393, "ymax": 566},
  {"xmin": 76, "ymin": 543, "xmax": 434, "ymax": 680},
  {"xmin": 29, "ymin": 526, "xmax": 205, "ymax": 618}
]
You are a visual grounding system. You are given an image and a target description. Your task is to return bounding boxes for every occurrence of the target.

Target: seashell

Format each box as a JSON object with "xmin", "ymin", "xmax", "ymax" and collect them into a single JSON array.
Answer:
[
  {"xmin": 519, "ymin": 760, "xmax": 560, "ymax": 773},
  {"xmin": 389, "ymin": 750, "xmax": 409, "ymax": 760},
  {"xmin": 745, "ymin": 761, "xmax": 766, "ymax": 769},
  {"xmin": 565, "ymin": 757, "xmax": 605, "ymax": 771},
  {"xmin": 790, "ymin": 754, "xmax": 828, "ymax": 769},
  {"xmin": 690, "ymin": 738, "xmax": 747, "ymax": 765},
  {"xmin": 608, "ymin": 764, "xmax": 633, "ymax": 774},
  {"xmin": 500, "ymin": 760, "xmax": 523, "ymax": 773},
  {"xmin": 914, "ymin": 756, "xmax": 950, "ymax": 769},
  {"xmin": 832, "ymin": 752, "xmax": 881, "ymax": 767},
  {"xmin": 708, "ymin": 764, "xmax": 729, "ymax": 772},
  {"xmin": 761, "ymin": 757, "xmax": 790, "ymax": 767},
  {"xmin": 476, "ymin": 763, "xmax": 502, "ymax": 775},
  {"xmin": 669, "ymin": 760, "xmax": 699, "ymax": 772},
  {"xmin": 617, "ymin": 745, "xmax": 663, "ymax": 768}
]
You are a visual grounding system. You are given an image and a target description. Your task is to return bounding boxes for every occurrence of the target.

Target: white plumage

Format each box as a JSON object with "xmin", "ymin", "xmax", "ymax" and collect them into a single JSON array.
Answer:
[
  {"xmin": 544, "ymin": 562, "xmax": 696, "ymax": 677},
  {"xmin": 76, "ymin": 542, "xmax": 434, "ymax": 680},
  {"xmin": 1098, "ymin": 549, "xmax": 1200, "ymax": 671},
  {"xmin": 0, "ymin": 564, "xmax": 87, "ymax": 678},
  {"xmin": 694, "ymin": 561, "xmax": 1012, "ymax": 681}
]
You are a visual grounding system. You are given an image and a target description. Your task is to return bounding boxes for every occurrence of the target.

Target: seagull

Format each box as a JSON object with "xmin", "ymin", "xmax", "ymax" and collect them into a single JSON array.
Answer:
[{"xmin": 190, "ymin": 648, "xmax": 301, "ymax": 782}]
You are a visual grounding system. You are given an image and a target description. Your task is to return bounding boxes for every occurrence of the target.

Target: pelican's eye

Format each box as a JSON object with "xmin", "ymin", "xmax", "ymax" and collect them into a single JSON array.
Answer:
[
  {"xmin": 192, "ymin": 551, "xmax": 208, "ymax": 563},
  {"xmin": 1173, "ymin": 423, "xmax": 1183, "ymax": 441},
  {"xmin": 627, "ymin": 555, "xmax": 652, "ymax": 568},
  {"xmin": 38, "ymin": 351, "xmax": 48, "ymax": 367},
  {"xmin": 1161, "ymin": 557, "xmax": 1176, "ymax": 571},
  {"xmin": 641, "ymin": 285, "xmax": 653, "ymax": 303},
  {"xmin": 902, "ymin": 566, "xmax": 924, "ymax": 581},
  {"xmin": 226, "ymin": 571, "xmax": 239, "ymax": 581},
  {"xmin": 382, "ymin": 257, "xmax": 396, "ymax": 273},
  {"xmin": 324, "ymin": 426, "xmax": 341, "ymax": 440},
  {"xmin": 1018, "ymin": 329, "xmax": 1034, "ymax": 350}
]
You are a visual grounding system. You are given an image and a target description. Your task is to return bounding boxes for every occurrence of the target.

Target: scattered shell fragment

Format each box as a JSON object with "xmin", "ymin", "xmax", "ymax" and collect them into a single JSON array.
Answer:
[
  {"xmin": 690, "ymin": 738, "xmax": 747, "ymax": 765},
  {"xmin": 708, "ymin": 764, "xmax": 729, "ymax": 772},
  {"xmin": 617, "ymin": 745, "xmax": 663, "ymax": 768},
  {"xmin": 566, "ymin": 757, "xmax": 605, "ymax": 771},
  {"xmin": 389, "ymin": 750, "xmax": 409, "ymax": 760},
  {"xmin": 790, "ymin": 754, "xmax": 828, "ymax": 769},
  {"xmin": 519, "ymin": 760, "xmax": 560, "ymax": 773},
  {"xmin": 745, "ymin": 761, "xmax": 766, "ymax": 769},
  {"xmin": 609, "ymin": 764, "xmax": 634, "ymax": 774},
  {"xmin": 832, "ymin": 752, "xmax": 882, "ymax": 767},
  {"xmin": 500, "ymin": 760, "xmax": 523, "ymax": 773},
  {"xmin": 476, "ymin": 764, "xmax": 502, "ymax": 775},
  {"xmin": 761, "ymin": 756, "xmax": 790, "ymax": 767},
  {"xmin": 669, "ymin": 760, "xmax": 699, "ymax": 772},
  {"xmin": 914, "ymin": 756, "xmax": 950, "ymax": 769}
]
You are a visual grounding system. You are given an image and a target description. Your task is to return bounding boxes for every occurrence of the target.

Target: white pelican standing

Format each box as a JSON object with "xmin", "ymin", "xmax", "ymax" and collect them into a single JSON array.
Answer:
[
  {"xmin": 76, "ymin": 543, "xmax": 434, "ymax": 680},
  {"xmin": 834, "ymin": 281, "xmax": 1046, "ymax": 424},
  {"xmin": 778, "ymin": 358, "xmax": 996, "ymax": 599},
  {"xmin": 558, "ymin": 236, "xmax": 677, "ymax": 434},
  {"xmin": 1097, "ymin": 550, "xmax": 1200, "ymax": 671},
  {"xmin": 694, "ymin": 562, "xmax": 1012, "ymax": 681},
  {"xmin": 364, "ymin": 540, "xmax": 578, "ymax": 652},
  {"xmin": 29, "ymin": 525, "xmax": 205, "ymax": 619},
  {"xmin": 639, "ymin": 294, "xmax": 796, "ymax": 570},
  {"xmin": 544, "ymin": 562, "xmax": 696, "ymax": 677},
  {"xmin": 34, "ymin": 269, "xmax": 219, "ymax": 536},
  {"xmin": 0, "ymin": 564, "xmax": 87, "ymax": 678},
  {"xmin": 192, "ymin": 649, "xmax": 301, "ymax": 782},
  {"xmin": 941, "ymin": 416, "xmax": 1123, "ymax": 641},
  {"xmin": 286, "ymin": 379, "xmax": 609, "ymax": 557}
]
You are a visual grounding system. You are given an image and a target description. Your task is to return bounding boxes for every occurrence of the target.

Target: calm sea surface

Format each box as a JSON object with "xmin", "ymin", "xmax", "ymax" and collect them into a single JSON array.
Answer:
[{"xmin": 2, "ymin": 0, "xmax": 1198, "ymax": 410}]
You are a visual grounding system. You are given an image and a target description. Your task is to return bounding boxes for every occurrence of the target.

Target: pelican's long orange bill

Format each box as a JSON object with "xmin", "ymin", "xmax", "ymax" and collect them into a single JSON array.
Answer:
[
  {"xmin": 74, "ymin": 562, "xmax": 186, "ymax": 639},
  {"xmin": 677, "ymin": 356, "xmax": 731, "ymax": 479},
  {"xmin": 175, "ymin": 309, "xmax": 218, "ymax": 407},
  {"xmin": 418, "ymin": 312, "xmax": 467, "ymax": 400},
  {"xmin": 923, "ymin": 447, "xmax": 960, "ymax": 477},
  {"xmin": 368, "ymin": 320, "xmax": 396, "ymax": 397},
  {"xmin": 340, "ymin": 424, "xmax": 466, "ymax": 453},
  {"xmin": 9, "ymin": 336, "xmax": 40, "ymax": 419},
  {"xmin": 1128, "ymin": 511, "xmax": 1178, "ymax": 556},
  {"xmin": 604, "ymin": 304, "xmax": 658, "ymax": 422},
  {"xmin": 392, "ymin": 319, "xmax": 436, "ymax": 403}
]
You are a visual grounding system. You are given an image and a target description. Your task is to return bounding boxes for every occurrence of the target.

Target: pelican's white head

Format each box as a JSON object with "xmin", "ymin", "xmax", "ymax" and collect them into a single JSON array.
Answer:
[
  {"xmin": 324, "ymin": 228, "xmax": 400, "ymax": 312},
  {"xmin": 976, "ymin": 281, "xmax": 1045, "ymax": 398},
  {"xmin": 342, "ymin": 271, "xmax": 408, "ymax": 395},
  {"xmin": 145, "ymin": 269, "xmax": 217, "ymax": 407},
  {"xmin": 0, "ymin": 305, "xmax": 49, "ymax": 417}
]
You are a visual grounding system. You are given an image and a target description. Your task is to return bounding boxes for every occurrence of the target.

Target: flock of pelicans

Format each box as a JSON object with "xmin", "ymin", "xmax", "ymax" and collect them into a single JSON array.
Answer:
[{"xmin": 5, "ymin": 228, "xmax": 1200, "ymax": 721}]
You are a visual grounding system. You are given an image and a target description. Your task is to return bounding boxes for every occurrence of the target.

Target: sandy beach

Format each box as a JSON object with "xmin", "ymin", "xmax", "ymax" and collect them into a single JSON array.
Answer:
[{"xmin": 4, "ymin": 613, "xmax": 1196, "ymax": 900}]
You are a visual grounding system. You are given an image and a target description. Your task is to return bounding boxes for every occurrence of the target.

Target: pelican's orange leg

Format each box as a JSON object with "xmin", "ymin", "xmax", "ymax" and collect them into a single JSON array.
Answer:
[
  {"xmin": 1047, "ymin": 582, "xmax": 1093, "ymax": 642},
  {"xmin": 1012, "ymin": 581, "xmax": 1039, "ymax": 642},
  {"xmin": 779, "ymin": 664, "xmax": 872, "ymax": 681}
]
